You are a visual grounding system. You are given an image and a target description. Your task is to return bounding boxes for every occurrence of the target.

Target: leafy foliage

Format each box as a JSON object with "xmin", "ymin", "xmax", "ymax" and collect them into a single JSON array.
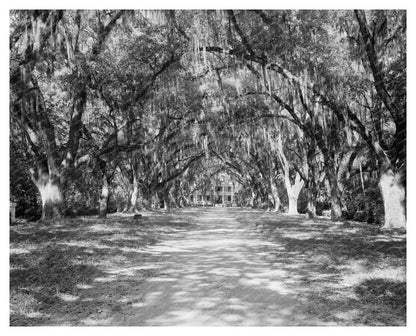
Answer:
[{"xmin": 9, "ymin": 10, "xmax": 406, "ymax": 226}]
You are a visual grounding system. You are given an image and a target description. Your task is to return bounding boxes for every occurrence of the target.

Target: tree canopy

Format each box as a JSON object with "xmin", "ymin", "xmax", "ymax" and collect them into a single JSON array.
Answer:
[{"xmin": 9, "ymin": 10, "xmax": 406, "ymax": 229}]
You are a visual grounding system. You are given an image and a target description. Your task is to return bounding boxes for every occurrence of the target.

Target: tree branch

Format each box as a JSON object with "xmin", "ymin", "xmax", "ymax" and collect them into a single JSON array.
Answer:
[
  {"xmin": 227, "ymin": 10, "xmax": 257, "ymax": 58},
  {"xmin": 354, "ymin": 10, "xmax": 402, "ymax": 124},
  {"xmin": 92, "ymin": 10, "xmax": 125, "ymax": 56}
]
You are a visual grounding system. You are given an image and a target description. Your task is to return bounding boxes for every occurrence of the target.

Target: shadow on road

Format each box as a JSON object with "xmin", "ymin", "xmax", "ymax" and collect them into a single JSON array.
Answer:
[{"xmin": 10, "ymin": 208, "xmax": 406, "ymax": 326}]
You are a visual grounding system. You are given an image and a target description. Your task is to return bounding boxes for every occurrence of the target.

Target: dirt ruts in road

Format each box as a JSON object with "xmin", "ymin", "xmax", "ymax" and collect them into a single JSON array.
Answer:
[{"xmin": 123, "ymin": 207, "xmax": 328, "ymax": 326}]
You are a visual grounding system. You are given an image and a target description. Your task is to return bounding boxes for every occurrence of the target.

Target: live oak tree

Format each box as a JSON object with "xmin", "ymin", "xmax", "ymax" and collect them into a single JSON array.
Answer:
[
  {"xmin": 89, "ymin": 13, "xmax": 185, "ymax": 215},
  {"xmin": 10, "ymin": 10, "xmax": 125, "ymax": 220},
  {"xmin": 193, "ymin": 10, "xmax": 405, "ymax": 227},
  {"xmin": 186, "ymin": 10, "xmax": 345, "ymax": 219},
  {"xmin": 10, "ymin": 10, "xmax": 406, "ymax": 230},
  {"xmin": 352, "ymin": 10, "xmax": 406, "ymax": 229}
]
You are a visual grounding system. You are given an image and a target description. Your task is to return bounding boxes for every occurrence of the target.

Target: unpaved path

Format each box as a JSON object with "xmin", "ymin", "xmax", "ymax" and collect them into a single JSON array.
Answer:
[{"xmin": 123, "ymin": 207, "xmax": 328, "ymax": 326}]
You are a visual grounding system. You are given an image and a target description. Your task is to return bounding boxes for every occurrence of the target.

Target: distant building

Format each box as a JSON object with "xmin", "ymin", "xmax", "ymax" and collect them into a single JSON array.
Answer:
[{"xmin": 189, "ymin": 172, "xmax": 241, "ymax": 207}]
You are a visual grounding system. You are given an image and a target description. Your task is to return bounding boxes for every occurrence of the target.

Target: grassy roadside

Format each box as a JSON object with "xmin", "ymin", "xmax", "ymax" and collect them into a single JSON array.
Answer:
[
  {"xmin": 236, "ymin": 210, "xmax": 406, "ymax": 326},
  {"xmin": 10, "ymin": 209, "xmax": 203, "ymax": 326},
  {"xmin": 10, "ymin": 208, "xmax": 406, "ymax": 326}
]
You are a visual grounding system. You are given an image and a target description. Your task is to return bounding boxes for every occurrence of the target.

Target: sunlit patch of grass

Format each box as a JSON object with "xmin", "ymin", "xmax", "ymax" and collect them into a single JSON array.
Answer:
[
  {"xmin": 281, "ymin": 231, "xmax": 321, "ymax": 240},
  {"xmin": 10, "ymin": 209, "xmax": 203, "ymax": 326},
  {"xmin": 342, "ymin": 260, "xmax": 405, "ymax": 287},
  {"xmin": 235, "ymin": 209, "xmax": 406, "ymax": 326},
  {"xmin": 10, "ymin": 291, "xmax": 39, "ymax": 316},
  {"xmin": 10, "ymin": 247, "xmax": 31, "ymax": 255},
  {"xmin": 10, "ymin": 208, "xmax": 405, "ymax": 326},
  {"xmin": 9, "ymin": 289, "xmax": 52, "ymax": 325}
]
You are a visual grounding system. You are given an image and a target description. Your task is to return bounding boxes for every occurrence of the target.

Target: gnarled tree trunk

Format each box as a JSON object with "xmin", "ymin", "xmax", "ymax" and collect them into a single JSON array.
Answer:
[
  {"xmin": 98, "ymin": 174, "xmax": 110, "ymax": 218},
  {"xmin": 305, "ymin": 143, "xmax": 318, "ymax": 218},
  {"xmin": 129, "ymin": 183, "xmax": 139, "ymax": 212},
  {"xmin": 324, "ymin": 157, "xmax": 343, "ymax": 221},
  {"xmin": 379, "ymin": 170, "xmax": 406, "ymax": 230},
  {"xmin": 98, "ymin": 160, "xmax": 114, "ymax": 218},
  {"xmin": 305, "ymin": 180, "xmax": 318, "ymax": 218},
  {"xmin": 39, "ymin": 182, "xmax": 64, "ymax": 220},
  {"xmin": 330, "ymin": 195, "xmax": 343, "ymax": 221},
  {"xmin": 164, "ymin": 186, "xmax": 172, "ymax": 212},
  {"xmin": 151, "ymin": 193, "xmax": 160, "ymax": 210},
  {"xmin": 34, "ymin": 172, "xmax": 65, "ymax": 221},
  {"xmin": 307, "ymin": 197, "xmax": 317, "ymax": 218},
  {"xmin": 276, "ymin": 134, "xmax": 304, "ymax": 215},
  {"xmin": 249, "ymin": 189, "xmax": 257, "ymax": 208},
  {"xmin": 329, "ymin": 175, "xmax": 343, "ymax": 221},
  {"xmin": 122, "ymin": 190, "xmax": 132, "ymax": 212},
  {"xmin": 270, "ymin": 178, "xmax": 281, "ymax": 212},
  {"xmin": 285, "ymin": 172, "xmax": 304, "ymax": 215}
]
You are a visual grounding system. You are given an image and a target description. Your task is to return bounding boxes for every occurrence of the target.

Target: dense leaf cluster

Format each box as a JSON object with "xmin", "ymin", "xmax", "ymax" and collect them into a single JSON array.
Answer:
[{"xmin": 9, "ymin": 10, "xmax": 406, "ymax": 225}]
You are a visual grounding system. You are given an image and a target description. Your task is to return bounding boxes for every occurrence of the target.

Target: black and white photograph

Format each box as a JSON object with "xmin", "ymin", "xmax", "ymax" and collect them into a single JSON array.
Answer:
[{"xmin": 7, "ymin": 3, "xmax": 410, "ymax": 328}]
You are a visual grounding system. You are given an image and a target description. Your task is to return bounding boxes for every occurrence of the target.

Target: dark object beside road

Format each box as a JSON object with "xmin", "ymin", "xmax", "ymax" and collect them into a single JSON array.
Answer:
[{"xmin": 134, "ymin": 214, "xmax": 143, "ymax": 221}]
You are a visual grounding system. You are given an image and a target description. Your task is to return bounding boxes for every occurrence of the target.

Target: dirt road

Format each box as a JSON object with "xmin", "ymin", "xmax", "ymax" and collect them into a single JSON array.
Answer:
[
  {"xmin": 11, "ymin": 207, "xmax": 406, "ymax": 326},
  {"xmin": 123, "ymin": 207, "xmax": 328, "ymax": 326}
]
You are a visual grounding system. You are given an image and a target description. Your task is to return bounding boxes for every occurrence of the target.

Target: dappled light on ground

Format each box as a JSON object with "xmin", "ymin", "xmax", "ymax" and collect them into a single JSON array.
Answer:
[
  {"xmin": 10, "ymin": 208, "xmax": 405, "ymax": 326},
  {"xmin": 120, "ymin": 209, "xmax": 318, "ymax": 326},
  {"xmin": 238, "ymin": 211, "xmax": 406, "ymax": 325}
]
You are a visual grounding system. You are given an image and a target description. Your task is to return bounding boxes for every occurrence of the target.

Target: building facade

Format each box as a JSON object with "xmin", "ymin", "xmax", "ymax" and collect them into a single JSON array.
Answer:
[{"xmin": 189, "ymin": 172, "xmax": 241, "ymax": 207}]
